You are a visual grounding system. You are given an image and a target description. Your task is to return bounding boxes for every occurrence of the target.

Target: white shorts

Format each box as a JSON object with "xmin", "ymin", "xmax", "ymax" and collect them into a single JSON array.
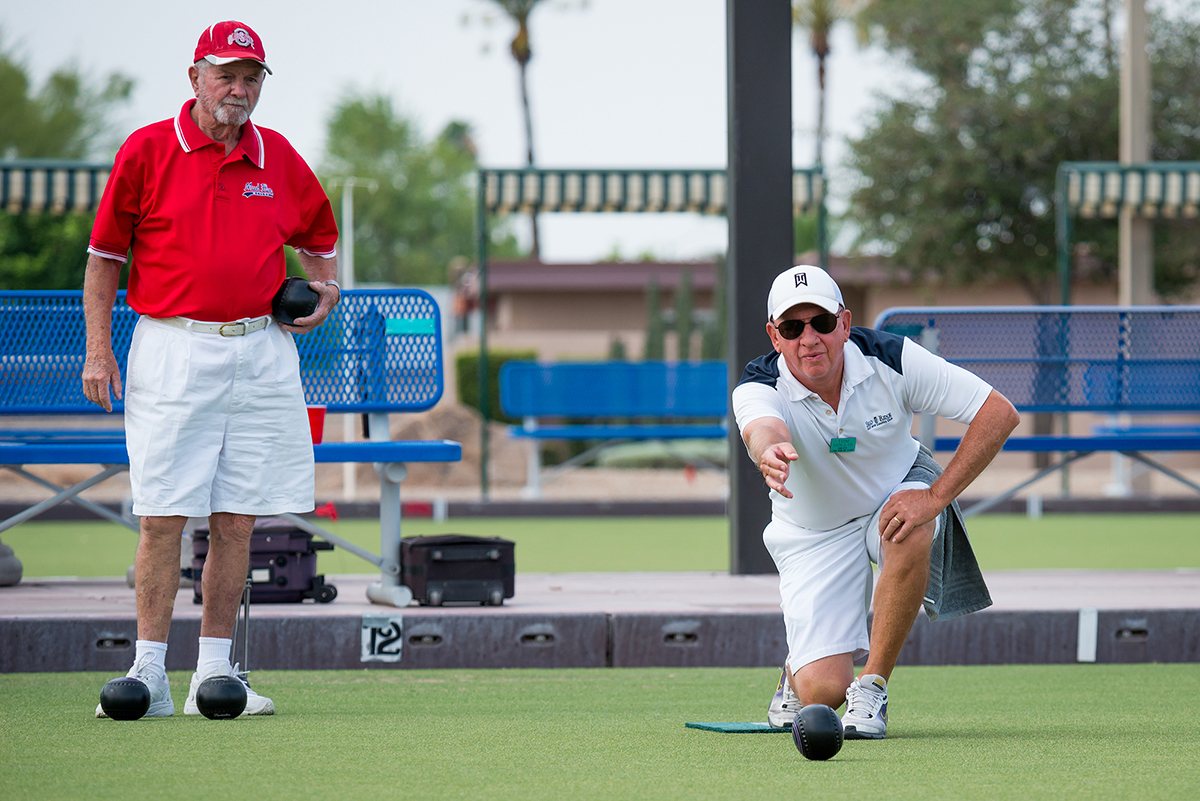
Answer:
[
  {"xmin": 124, "ymin": 316, "xmax": 315, "ymax": 518},
  {"xmin": 764, "ymin": 481, "xmax": 946, "ymax": 673}
]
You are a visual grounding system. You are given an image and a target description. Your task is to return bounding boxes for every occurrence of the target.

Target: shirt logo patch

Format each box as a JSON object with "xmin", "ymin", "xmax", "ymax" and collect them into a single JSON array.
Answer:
[
  {"xmin": 243, "ymin": 181, "xmax": 274, "ymax": 199},
  {"xmin": 864, "ymin": 413, "xmax": 894, "ymax": 431}
]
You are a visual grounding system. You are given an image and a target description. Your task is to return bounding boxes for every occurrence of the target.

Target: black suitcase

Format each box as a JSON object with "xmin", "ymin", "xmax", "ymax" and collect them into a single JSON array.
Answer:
[
  {"xmin": 401, "ymin": 534, "xmax": 515, "ymax": 606},
  {"xmin": 191, "ymin": 517, "xmax": 338, "ymax": 604}
]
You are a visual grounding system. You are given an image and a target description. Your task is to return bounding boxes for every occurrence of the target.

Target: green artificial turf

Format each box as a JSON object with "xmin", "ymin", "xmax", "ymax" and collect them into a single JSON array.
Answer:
[
  {"xmin": 1, "ymin": 664, "xmax": 1197, "ymax": 800},
  {"xmin": 5, "ymin": 513, "xmax": 1199, "ymax": 578}
]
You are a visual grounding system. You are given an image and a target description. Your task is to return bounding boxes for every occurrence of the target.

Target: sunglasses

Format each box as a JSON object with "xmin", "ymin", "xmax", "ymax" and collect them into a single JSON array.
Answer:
[{"xmin": 772, "ymin": 311, "xmax": 841, "ymax": 340}]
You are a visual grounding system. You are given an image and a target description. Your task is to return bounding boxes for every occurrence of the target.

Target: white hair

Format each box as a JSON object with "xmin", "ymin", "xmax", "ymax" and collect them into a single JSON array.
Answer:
[{"xmin": 193, "ymin": 58, "xmax": 266, "ymax": 79}]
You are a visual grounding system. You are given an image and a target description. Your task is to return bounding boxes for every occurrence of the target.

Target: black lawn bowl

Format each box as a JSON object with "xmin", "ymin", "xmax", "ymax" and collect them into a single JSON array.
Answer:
[
  {"xmin": 792, "ymin": 704, "xmax": 844, "ymax": 761},
  {"xmin": 195, "ymin": 676, "xmax": 247, "ymax": 720},
  {"xmin": 100, "ymin": 677, "xmax": 151, "ymax": 721}
]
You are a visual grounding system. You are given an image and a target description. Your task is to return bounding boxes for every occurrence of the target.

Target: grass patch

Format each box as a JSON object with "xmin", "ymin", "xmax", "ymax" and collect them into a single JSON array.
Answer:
[
  {"xmin": 5, "ymin": 513, "xmax": 1198, "ymax": 578},
  {"xmin": 1, "ymin": 664, "xmax": 1196, "ymax": 800},
  {"xmin": 963, "ymin": 513, "xmax": 1200, "ymax": 569}
]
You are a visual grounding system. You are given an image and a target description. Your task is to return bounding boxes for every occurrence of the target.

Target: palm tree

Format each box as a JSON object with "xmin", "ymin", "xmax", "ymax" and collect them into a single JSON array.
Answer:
[
  {"xmin": 490, "ymin": 0, "xmax": 544, "ymax": 259},
  {"xmin": 792, "ymin": 0, "xmax": 868, "ymax": 170},
  {"xmin": 792, "ymin": 0, "xmax": 868, "ymax": 265}
]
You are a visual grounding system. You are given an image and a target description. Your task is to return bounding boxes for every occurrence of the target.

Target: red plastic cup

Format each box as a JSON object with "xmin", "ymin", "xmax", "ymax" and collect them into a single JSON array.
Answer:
[{"xmin": 306, "ymin": 406, "xmax": 327, "ymax": 444}]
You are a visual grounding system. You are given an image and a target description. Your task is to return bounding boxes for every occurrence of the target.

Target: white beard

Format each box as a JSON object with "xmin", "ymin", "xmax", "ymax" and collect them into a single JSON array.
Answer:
[{"xmin": 213, "ymin": 102, "xmax": 250, "ymax": 127}]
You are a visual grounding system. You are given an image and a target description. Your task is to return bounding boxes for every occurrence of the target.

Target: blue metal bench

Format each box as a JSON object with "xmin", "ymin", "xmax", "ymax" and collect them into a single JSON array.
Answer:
[
  {"xmin": 498, "ymin": 360, "xmax": 729, "ymax": 498},
  {"xmin": 873, "ymin": 305, "xmax": 1200, "ymax": 515},
  {"xmin": 0, "ymin": 289, "xmax": 462, "ymax": 606}
]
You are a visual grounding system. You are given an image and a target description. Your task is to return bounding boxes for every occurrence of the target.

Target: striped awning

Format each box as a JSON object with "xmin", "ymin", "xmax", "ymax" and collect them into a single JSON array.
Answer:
[
  {"xmin": 480, "ymin": 168, "xmax": 823, "ymax": 216},
  {"xmin": 1, "ymin": 160, "xmax": 829, "ymax": 218},
  {"xmin": 0, "ymin": 160, "xmax": 111, "ymax": 214},
  {"xmin": 1059, "ymin": 161, "xmax": 1200, "ymax": 219}
]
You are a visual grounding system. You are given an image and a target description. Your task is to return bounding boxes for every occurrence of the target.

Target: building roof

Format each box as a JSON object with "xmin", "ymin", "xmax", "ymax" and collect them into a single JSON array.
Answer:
[
  {"xmin": 460, "ymin": 255, "xmax": 915, "ymax": 301},
  {"xmin": 469, "ymin": 260, "xmax": 717, "ymax": 296}
]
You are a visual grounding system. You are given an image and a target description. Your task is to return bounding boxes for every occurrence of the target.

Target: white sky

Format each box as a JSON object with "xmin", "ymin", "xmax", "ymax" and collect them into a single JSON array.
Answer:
[{"xmin": 4, "ymin": 0, "xmax": 921, "ymax": 262}]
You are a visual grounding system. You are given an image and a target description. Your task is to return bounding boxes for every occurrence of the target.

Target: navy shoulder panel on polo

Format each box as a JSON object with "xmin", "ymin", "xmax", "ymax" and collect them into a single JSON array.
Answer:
[
  {"xmin": 737, "ymin": 352, "xmax": 782, "ymax": 388},
  {"xmin": 851, "ymin": 327, "xmax": 905, "ymax": 375}
]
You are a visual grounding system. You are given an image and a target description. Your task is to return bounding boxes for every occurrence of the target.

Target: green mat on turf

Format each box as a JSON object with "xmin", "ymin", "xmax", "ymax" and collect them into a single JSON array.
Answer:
[{"xmin": 685, "ymin": 722, "xmax": 790, "ymax": 733}]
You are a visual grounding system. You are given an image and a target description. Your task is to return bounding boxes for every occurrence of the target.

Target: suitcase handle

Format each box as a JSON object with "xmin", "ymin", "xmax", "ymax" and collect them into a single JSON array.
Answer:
[{"xmin": 430, "ymin": 548, "xmax": 502, "ymax": 562}]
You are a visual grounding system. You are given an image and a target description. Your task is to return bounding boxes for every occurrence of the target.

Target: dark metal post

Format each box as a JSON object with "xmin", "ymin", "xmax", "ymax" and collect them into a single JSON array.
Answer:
[
  {"xmin": 727, "ymin": 0, "xmax": 792, "ymax": 574},
  {"xmin": 817, "ymin": 184, "xmax": 829, "ymax": 270},
  {"xmin": 476, "ymin": 172, "xmax": 490, "ymax": 499},
  {"xmin": 1055, "ymin": 164, "xmax": 1072, "ymax": 305}
]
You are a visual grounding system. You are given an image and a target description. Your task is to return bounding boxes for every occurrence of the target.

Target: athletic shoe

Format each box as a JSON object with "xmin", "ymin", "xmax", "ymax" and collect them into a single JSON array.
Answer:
[
  {"xmin": 95, "ymin": 654, "xmax": 174, "ymax": 718},
  {"xmin": 184, "ymin": 663, "xmax": 274, "ymax": 716},
  {"xmin": 842, "ymin": 674, "xmax": 888, "ymax": 739},
  {"xmin": 767, "ymin": 667, "xmax": 802, "ymax": 728}
]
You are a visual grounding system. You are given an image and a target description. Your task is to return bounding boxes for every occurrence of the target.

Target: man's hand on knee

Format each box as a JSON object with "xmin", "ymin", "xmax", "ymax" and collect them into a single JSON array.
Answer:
[{"xmin": 880, "ymin": 488, "xmax": 943, "ymax": 543}]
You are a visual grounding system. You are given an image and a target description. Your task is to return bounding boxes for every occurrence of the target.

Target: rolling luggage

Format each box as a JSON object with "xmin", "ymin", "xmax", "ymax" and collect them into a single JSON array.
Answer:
[
  {"xmin": 191, "ymin": 517, "xmax": 337, "ymax": 604},
  {"xmin": 401, "ymin": 534, "xmax": 515, "ymax": 606}
]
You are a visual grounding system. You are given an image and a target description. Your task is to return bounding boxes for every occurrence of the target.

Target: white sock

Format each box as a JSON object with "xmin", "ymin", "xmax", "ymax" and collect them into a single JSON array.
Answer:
[
  {"xmin": 197, "ymin": 637, "xmax": 233, "ymax": 678},
  {"xmin": 859, "ymin": 674, "xmax": 887, "ymax": 693},
  {"xmin": 134, "ymin": 640, "xmax": 168, "ymax": 676}
]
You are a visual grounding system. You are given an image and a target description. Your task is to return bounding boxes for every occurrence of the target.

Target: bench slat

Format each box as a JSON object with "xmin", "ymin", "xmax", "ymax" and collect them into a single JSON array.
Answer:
[
  {"xmin": 936, "ymin": 435, "xmax": 1200, "ymax": 453},
  {"xmin": 509, "ymin": 424, "xmax": 727, "ymax": 441},
  {"xmin": 0, "ymin": 290, "xmax": 448, "ymax": 415},
  {"xmin": 500, "ymin": 361, "xmax": 728, "ymax": 418},
  {"xmin": 874, "ymin": 305, "xmax": 1200, "ymax": 414}
]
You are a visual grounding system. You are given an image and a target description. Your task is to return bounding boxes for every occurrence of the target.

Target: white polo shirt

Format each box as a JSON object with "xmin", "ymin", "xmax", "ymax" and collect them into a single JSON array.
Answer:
[{"xmin": 732, "ymin": 327, "xmax": 993, "ymax": 531}]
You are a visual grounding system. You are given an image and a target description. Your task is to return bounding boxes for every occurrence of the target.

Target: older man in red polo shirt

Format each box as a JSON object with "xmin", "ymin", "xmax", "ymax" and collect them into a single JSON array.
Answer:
[{"xmin": 83, "ymin": 21, "xmax": 340, "ymax": 719}]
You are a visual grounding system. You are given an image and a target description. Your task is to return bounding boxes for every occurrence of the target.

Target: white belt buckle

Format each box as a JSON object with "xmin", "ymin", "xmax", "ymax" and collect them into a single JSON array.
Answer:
[{"xmin": 219, "ymin": 322, "xmax": 247, "ymax": 337}]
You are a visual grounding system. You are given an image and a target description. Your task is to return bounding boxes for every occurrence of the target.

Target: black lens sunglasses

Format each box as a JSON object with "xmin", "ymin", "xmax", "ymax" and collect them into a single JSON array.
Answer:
[{"xmin": 771, "ymin": 310, "xmax": 842, "ymax": 340}]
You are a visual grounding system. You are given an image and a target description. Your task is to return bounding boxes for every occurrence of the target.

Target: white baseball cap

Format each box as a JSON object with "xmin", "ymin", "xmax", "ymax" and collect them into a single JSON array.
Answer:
[{"xmin": 767, "ymin": 265, "xmax": 843, "ymax": 320}]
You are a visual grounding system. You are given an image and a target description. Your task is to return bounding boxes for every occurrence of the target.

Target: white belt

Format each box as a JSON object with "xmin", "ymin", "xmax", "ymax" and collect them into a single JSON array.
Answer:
[{"xmin": 153, "ymin": 315, "xmax": 272, "ymax": 337}]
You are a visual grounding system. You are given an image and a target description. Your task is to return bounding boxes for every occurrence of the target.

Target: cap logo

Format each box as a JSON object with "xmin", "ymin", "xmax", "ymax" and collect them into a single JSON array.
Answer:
[
  {"xmin": 228, "ymin": 28, "xmax": 254, "ymax": 48},
  {"xmin": 795, "ymin": 272, "xmax": 808, "ymax": 288}
]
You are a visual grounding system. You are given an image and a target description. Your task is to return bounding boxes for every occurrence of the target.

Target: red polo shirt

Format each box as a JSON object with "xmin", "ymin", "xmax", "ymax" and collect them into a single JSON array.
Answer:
[{"xmin": 89, "ymin": 100, "xmax": 338, "ymax": 321}]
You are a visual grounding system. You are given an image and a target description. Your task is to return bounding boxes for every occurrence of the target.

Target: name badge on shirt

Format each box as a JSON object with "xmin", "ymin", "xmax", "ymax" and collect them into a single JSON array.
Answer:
[{"xmin": 830, "ymin": 437, "xmax": 856, "ymax": 453}]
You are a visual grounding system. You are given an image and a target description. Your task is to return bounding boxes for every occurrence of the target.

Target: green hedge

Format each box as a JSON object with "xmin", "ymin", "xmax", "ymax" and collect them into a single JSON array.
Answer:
[{"xmin": 456, "ymin": 348, "xmax": 538, "ymax": 424}]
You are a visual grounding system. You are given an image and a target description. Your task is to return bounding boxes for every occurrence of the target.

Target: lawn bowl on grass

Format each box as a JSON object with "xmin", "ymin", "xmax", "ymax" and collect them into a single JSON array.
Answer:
[
  {"xmin": 195, "ymin": 676, "xmax": 247, "ymax": 720},
  {"xmin": 792, "ymin": 704, "xmax": 843, "ymax": 760},
  {"xmin": 98, "ymin": 677, "xmax": 151, "ymax": 721}
]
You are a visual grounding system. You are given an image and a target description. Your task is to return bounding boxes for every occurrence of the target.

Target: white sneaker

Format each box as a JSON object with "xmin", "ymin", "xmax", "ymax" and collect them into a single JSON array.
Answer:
[
  {"xmin": 842, "ymin": 674, "xmax": 888, "ymax": 739},
  {"xmin": 767, "ymin": 667, "xmax": 802, "ymax": 728},
  {"xmin": 95, "ymin": 654, "xmax": 174, "ymax": 718},
  {"xmin": 184, "ymin": 664, "xmax": 274, "ymax": 716}
]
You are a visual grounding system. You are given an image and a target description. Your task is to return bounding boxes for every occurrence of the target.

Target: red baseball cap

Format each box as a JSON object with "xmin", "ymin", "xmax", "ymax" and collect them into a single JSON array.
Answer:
[{"xmin": 194, "ymin": 21, "xmax": 272, "ymax": 74}]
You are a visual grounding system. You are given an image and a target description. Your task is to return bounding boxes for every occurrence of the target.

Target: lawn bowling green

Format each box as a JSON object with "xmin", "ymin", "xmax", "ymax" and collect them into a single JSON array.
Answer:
[{"xmin": 5, "ymin": 665, "xmax": 1199, "ymax": 800}]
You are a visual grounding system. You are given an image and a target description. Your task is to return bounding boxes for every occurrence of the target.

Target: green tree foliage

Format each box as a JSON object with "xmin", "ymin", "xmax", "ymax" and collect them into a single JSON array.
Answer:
[
  {"xmin": 321, "ymin": 93, "xmax": 517, "ymax": 286},
  {"xmin": 643, "ymin": 280, "xmax": 665, "ymax": 360},
  {"xmin": 0, "ymin": 34, "xmax": 134, "ymax": 160},
  {"xmin": 455, "ymin": 347, "xmax": 537, "ymax": 423},
  {"xmin": 794, "ymin": 212, "xmax": 820, "ymax": 255},
  {"xmin": 849, "ymin": 0, "xmax": 1200, "ymax": 301},
  {"xmin": 0, "ymin": 214, "xmax": 103, "ymax": 290},
  {"xmin": 700, "ymin": 254, "xmax": 728, "ymax": 361},
  {"xmin": 674, "ymin": 270, "xmax": 694, "ymax": 361},
  {"xmin": 0, "ymin": 34, "xmax": 134, "ymax": 289}
]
